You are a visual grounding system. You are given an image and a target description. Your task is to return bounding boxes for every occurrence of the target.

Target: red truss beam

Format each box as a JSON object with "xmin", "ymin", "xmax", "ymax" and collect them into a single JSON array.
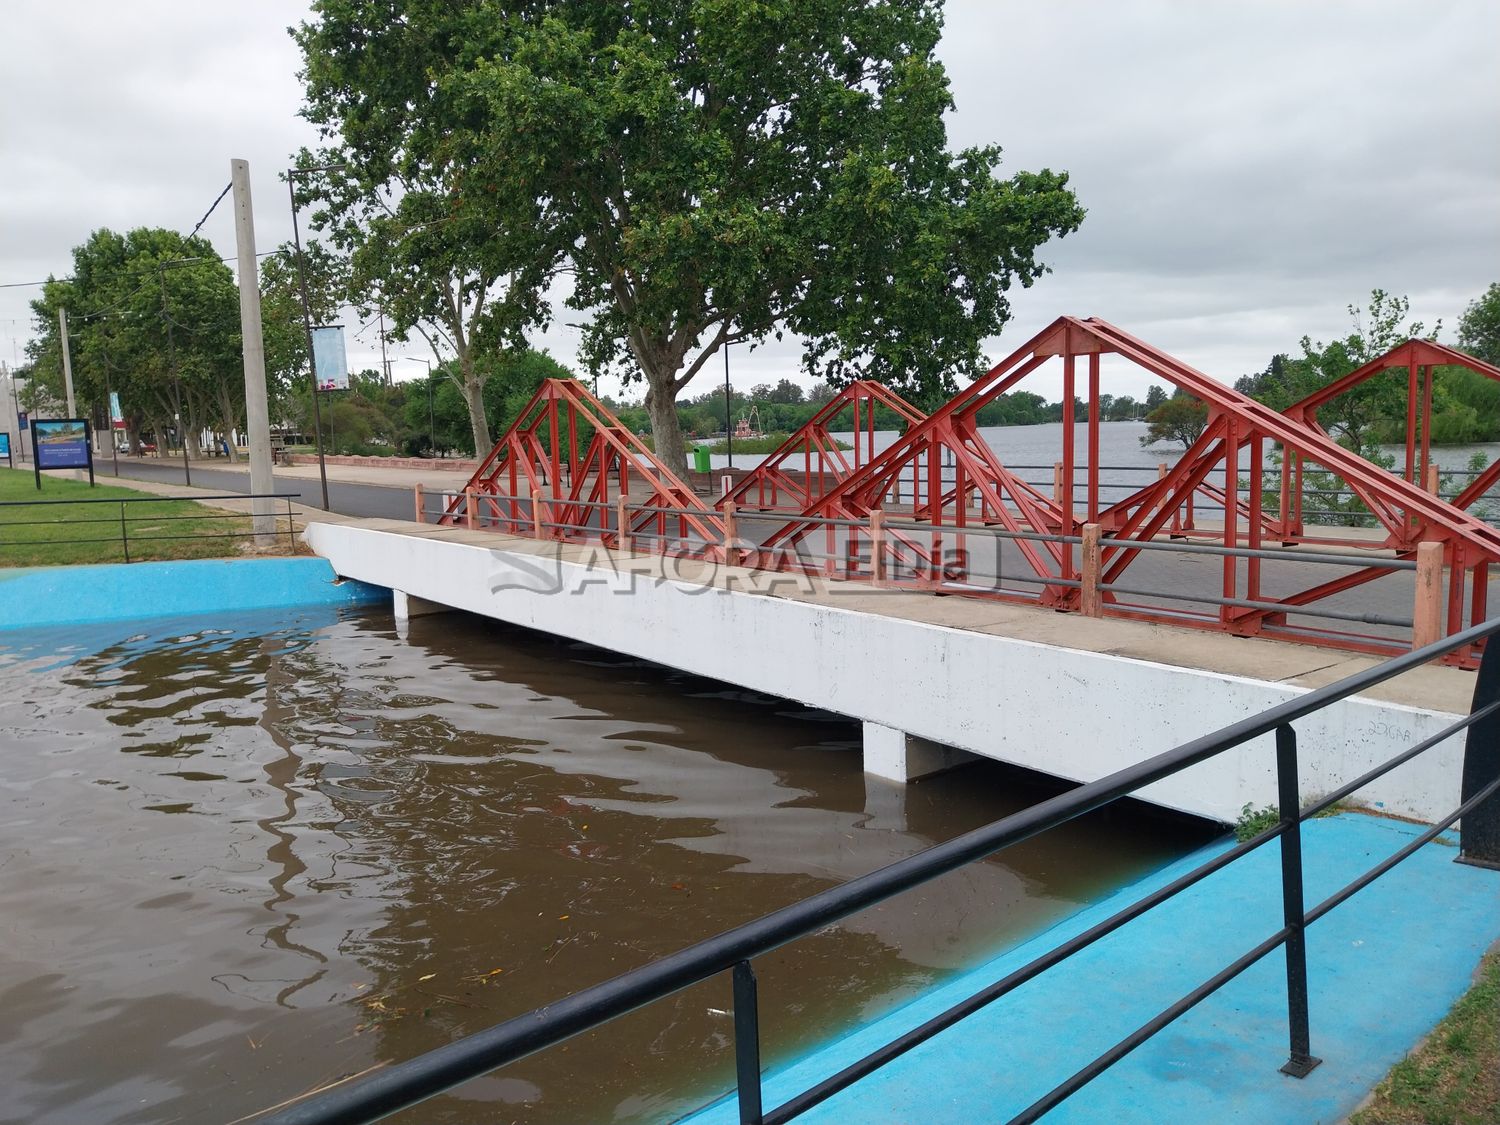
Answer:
[
  {"xmin": 750, "ymin": 317, "xmax": 1500, "ymax": 652},
  {"xmin": 719, "ymin": 381, "xmax": 926, "ymax": 512},
  {"xmin": 1281, "ymin": 339, "xmax": 1500, "ymax": 543},
  {"xmin": 440, "ymin": 379, "xmax": 725, "ymax": 555}
]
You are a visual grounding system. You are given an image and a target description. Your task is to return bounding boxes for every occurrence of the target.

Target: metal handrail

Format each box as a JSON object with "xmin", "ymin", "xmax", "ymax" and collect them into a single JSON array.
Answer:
[{"xmin": 258, "ymin": 617, "xmax": 1500, "ymax": 1125}]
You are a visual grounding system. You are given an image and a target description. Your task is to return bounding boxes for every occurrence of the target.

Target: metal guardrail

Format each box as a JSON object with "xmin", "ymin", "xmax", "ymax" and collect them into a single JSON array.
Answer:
[
  {"xmin": 257, "ymin": 619, "xmax": 1500, "ymax": 1125},
  {"xmin": 0, "ymin": 492, "xmax": 301, "ymax": 562}
]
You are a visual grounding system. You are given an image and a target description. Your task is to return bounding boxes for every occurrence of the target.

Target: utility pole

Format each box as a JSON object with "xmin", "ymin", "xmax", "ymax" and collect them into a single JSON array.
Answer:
[
  {"xmin": 378, "ymin": 308, "xmax": 391, "ymax": 385},
  {"xmin": 231, "ymin": 158, "xmax": 277, "ymax": 543},
  {"xmin": 58, "ymin": 308, "xmax": 76, "ymax": 417}
]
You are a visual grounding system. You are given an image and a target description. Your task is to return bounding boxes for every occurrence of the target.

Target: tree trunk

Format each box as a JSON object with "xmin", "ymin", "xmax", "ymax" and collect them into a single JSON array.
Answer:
[
  {"xmin": 217, "ymin": 381, "xmax": 241, "ymax": 463},
  {"xmin": 645, "ymin": 373, "xmax": 688, "ymax": 474},
  {"xmin": 458, "ymin": 350, "xmax": 491, "ymax": 455}
]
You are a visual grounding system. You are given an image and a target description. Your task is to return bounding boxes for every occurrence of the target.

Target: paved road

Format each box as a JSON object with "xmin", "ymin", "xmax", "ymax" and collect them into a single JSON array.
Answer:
[{"xmin": 94, "ymin": 459, "xmax": 415, "ymax": 520}]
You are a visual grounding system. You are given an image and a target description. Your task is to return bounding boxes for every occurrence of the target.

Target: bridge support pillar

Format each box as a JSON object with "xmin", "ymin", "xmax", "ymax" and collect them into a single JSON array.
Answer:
[
  {"xmin": 393, "ymin": 589, "xmax": 452, "ymax": 637},
  {"xmin": 862, "ymin": 721, "xmax": 975, "ymax": 784}
]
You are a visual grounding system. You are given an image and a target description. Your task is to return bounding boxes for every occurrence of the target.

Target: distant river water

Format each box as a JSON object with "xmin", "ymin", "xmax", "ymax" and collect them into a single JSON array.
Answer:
[{"xmin": 0, "ymin": 605, "xmax": 1212, "ymax": 1124}]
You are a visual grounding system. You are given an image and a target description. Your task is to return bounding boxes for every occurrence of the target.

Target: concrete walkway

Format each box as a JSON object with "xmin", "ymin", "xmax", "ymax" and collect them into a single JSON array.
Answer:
[{"xmin": 679, "ymin": 813, "xmax": 1500, "ymax": 1125}]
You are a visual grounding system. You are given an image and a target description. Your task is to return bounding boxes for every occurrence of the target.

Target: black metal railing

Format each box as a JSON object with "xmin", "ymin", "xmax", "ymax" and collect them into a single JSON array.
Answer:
[
  {"xmin": 256, "ymin": 619, "xmax": 1500, "ymax": 1125},
  {"xmin": 0, "ymin": 493, "xmax": 301, "ymax": 562}
]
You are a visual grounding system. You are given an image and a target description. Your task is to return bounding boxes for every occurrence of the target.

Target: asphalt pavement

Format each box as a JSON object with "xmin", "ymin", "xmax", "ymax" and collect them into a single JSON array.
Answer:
[{"xmin": 92, "ymin": 457, "xmax": 416, "ymax": 520}]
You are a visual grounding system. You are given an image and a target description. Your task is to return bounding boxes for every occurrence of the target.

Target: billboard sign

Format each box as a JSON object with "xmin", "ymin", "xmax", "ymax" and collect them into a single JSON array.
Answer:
[
  {"xmin": 31, "ymin": 418, "xmax": 94, "ymax": 487},
  {"xmin": 312, "ymin": 325, "xmax": 349, "ymax": 392}
]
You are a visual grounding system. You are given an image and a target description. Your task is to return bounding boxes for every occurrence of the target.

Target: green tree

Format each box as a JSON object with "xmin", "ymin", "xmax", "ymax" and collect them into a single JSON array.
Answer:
[
  {"xmin": 1140, "ymin": 395, "xmax": 1208, "ymax": 449},
  {"xmin": 295, "ymin": 1, "xmax": 1084, "ymax": 471},
  {"xmin": 1458, "ymin": 282, "xmax": 1500, "ymax": 366},
  {"xmin": 1144, "ymin": 385, "xmax": 1167, "ymax": 411}
]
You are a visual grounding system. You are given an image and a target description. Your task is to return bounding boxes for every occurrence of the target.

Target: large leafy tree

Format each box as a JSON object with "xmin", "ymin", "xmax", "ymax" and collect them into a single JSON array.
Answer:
[
  {"xmin": 27, "ymin": 228, "xmax": 246, "ymax": 458},
  {"xmin": 1458, "ymin": 282, "xmax": 1500, "ymax": 367},
  {"xmin": 294, "ymin": 0, "xmax": 1084, "ymax": 470}
]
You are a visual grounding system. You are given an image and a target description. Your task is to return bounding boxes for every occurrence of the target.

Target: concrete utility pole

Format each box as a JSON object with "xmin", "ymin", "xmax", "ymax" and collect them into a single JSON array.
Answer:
[
  {"xmin": 231, "ymin": 158, "xmax": 278, "ymax": 543},
  {"xmin": 58, "ymin": 308, "xmax": 76, "ymax": 417}
]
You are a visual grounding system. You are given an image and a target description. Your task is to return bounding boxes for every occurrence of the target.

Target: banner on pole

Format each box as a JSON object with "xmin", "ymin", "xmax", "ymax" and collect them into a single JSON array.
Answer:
[
  {"xmin": 311, "ymin": 325, "xmax": 349, "ymax": 392},
  {"xmin": 110, "ymin": 392, "xmax": 126, "ymax": 430}
]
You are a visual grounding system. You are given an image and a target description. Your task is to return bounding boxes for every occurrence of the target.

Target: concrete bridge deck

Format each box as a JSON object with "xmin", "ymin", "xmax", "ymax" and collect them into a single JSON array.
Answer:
[{"xmin": 305, "ymin": 517, "xmax": 1479, "ymax": 824}]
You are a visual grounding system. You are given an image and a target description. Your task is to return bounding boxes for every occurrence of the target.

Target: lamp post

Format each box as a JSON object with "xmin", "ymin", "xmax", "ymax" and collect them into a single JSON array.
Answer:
[
  {"xmin": 407, "ymin": 357, "xmax": 434, "ymax": 455},
  {"xmin": 724, "ymin": 340, "xmax": 733, "ymax": 469},
  {"xmin": 287, "ymin": 163, "xmax": 345, "ymax": 511}
]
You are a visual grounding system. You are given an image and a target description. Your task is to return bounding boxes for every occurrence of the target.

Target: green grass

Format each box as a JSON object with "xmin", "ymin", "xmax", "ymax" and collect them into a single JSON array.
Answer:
[
  {"xmin": 0, "ymin": 468, "xmax": 280, "ymax": 567},
  {"xmin": 1351, "ymin": 949, "xmax": 1499, "ymax": 1124}
]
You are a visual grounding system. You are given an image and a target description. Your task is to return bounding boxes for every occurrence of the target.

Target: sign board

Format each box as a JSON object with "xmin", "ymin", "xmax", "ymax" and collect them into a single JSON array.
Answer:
[
  {"xmin": 0, "ymin": 432, "xmax": 10, "ymax": 468},
  {"xmin": 31, "ymin": 418, "xmax": 94, "ymax": 488},
  {"xmin": 109, "ymin": 392, "xmax": 126, "ymax": 430},
  {"xmin": 311, "ymin": 325, "xmax": 349, "ymax": 392}
]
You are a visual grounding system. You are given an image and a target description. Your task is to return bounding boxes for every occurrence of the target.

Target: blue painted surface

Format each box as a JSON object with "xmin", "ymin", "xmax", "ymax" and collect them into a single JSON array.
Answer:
[
  {"xmin": 681, "ymin": 815, "xmax": 1500, "ymax": 1125},
  {"xmin": 0, "ymin": 557, "xmax": 385, "ymax": 631}
]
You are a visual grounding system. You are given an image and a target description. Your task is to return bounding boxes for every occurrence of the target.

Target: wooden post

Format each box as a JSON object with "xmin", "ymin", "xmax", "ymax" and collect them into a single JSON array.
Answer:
[
  {"xmin": 1080, "ymin": 522, "xmax": 1103, "ymax": 617},
  {"xmin": 1426, "ymin": 462, "xmax": 1440, "ymax": 497},
  {"xmin": 1413, "ymin": 541, "xmax": 1444, "ymax": 651},
  {"xmin": 870, "ymin": 510, "xmax": 887, "ymax": 586},
  {"xmin": 413, "ymin": 482, "xmax": 424, "ymax": 524},
  {"xmin": 615, "ymin": 494, "xmax": 630, "ymax": 552},
  {"xmin": 722, "ymin": 500, "xmax": 739, "ymax": 567},
  {"xmin": 1053, "ymin": 461, "xmax": 1064, "ymax": 506},
  {"xmin": 464, "ymin": 488, "xmax": 477, "ymax": 530},
  {"xmin": 531, "ymin": 490, "xmax": 545, "ymax": 539}
]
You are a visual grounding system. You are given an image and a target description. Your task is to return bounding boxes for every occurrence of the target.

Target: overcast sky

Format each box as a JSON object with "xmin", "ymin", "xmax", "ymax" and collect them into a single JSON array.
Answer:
[{"xmin": 2, "ymin": 0, "xmax": 1496, "ymax": 402}]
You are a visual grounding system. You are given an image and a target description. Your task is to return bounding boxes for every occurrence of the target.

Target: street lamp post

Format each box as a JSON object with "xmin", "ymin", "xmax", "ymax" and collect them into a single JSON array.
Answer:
[
  {"xmin": 287, "ymin": 164, "xmax": 345, "ymax": 511},
  {"xmin": 406, "ymin": 357, "xmax": 434, "ymax": 455}
]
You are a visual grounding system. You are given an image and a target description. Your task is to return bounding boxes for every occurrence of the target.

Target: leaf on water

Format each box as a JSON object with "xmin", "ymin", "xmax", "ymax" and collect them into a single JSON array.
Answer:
[
  {"xmin": 559, "ymin": 914, "xmax": 570, "ymax": 921},
  {"xmin": 418, "ymin": 973, "xmax": 436, "ymax": 981}
]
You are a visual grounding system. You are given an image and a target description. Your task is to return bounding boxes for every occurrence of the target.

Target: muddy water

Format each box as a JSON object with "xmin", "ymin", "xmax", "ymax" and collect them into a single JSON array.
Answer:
[{"xmin": 0, "ymin": 606, "xmax": 1214, "ymax": 1124}]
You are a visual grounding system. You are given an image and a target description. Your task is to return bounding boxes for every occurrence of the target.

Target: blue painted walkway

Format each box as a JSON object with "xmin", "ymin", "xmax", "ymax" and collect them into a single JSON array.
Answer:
[{"xmin": 682, "ymin": 814, "xmax": 1500, "ymax": 1125}]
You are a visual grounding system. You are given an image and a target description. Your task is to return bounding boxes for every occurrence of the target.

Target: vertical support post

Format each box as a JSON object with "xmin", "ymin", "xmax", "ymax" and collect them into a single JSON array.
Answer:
[
  {"xmin": 732, "ymin": 960, "xmax": 764, "ymax": 1125},
  {"xmin": 1221, "ymin": 414, "xmax": 1238, "ymax": 624},
  {"xmin": 120, "ymin": 501, "xmax": 130, "ymax": 564},
  {"xmin": 413, "ymin": 482, "xmax": 424, "ymax": 525},
  {"xmin": 1413, "ymin": 541, "xmax": 1444, "ymax": 651},
  {"xmin": 1426, "ymin": 462, "xmax": 1440, "ymax": 497},
  {"xmin": 465, "ymin": 488, "xmax": 477, "ymax": 531},
  {"xmin": 531, "ymin": 490, "xmax": 544, "ymax": 539},
  {"xmin": 1247, "ymin": 434, "xmax": 1264, "ymax": 606},
  {"xmin": 1080, "ymin": 522, "xmax": 1102, "ymax": 617},
  {"xmin": 616, "ymin": 494, "xmax": 630, "ymax": 552},
  {"xmin": 1061, "ymin": 349, "xmax": 1076, "ymax": 580},
  {"xmin": 58, "ymin": 308, "xmax": 77, "ymax": 417},
  {"xmin": 1053, "ymin": 461, "xmax": 1065, "ymax": 506},
  {"xmin": 722, "ymin": 500, "xmax": 739, "ymax": 567},
  {"xmin": 1275, "ymin": 724, "xmax": 1321, "ymax": 1078},
  {"xmin": 870, "ymin": 509, "xmax": 887, "ymax": 586},
  {"xmin": 230, "ymin": 159, "xmax": 277, "ymax": 543},
  {"xmin": 1087, "ymin": 352, "xmax": 1100, "ymax": 522}
]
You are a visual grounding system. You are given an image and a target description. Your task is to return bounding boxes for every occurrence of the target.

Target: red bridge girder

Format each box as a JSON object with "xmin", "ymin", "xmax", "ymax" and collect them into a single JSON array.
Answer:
[
  {"xmin": 719, "ymin": 381, "xmax": 926, "ymax": 513},
  {"xmin": 441, "ymin": 379, "xmax": 725, "ymax": 555},
  {"xmin": 750, "ymin": 316, "xmax": 1500, "ymax": 657},
  {"xmin": 1280, "ymin": 339, "xmax": 1500, "ymax": 542}
]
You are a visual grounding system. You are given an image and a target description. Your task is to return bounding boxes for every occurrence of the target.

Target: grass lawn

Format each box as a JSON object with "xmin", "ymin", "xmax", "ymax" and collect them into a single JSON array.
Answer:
[
  {"xmin": 1351, "ymin": 948, "xmax": 1499, "ymax": 1125},
  {"xmin": 0, "ymin": 468, "xmax": 287, "ymax": 566}
]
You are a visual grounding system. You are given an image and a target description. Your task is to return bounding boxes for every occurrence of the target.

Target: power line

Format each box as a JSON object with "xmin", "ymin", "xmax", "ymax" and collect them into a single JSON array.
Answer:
[{"xmin": 187, "ymin": 182, "xmax": 233, "ymax": 242}]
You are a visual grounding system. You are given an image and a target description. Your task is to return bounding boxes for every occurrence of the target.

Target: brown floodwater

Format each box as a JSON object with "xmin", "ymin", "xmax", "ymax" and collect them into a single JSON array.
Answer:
[{"xmin": 0, "ymin": 604, "xmax": 1216, "ymax": 1125}]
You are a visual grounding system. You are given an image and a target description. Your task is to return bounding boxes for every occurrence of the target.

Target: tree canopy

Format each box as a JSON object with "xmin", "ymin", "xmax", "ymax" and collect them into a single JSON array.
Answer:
[
  {"xmin": 294, "ymin": 0, "xmax": 1085, "ymax": 469},
  {"xmin": 1458, "ymin": 282, "xmax": 1500, "ymax": 367}
]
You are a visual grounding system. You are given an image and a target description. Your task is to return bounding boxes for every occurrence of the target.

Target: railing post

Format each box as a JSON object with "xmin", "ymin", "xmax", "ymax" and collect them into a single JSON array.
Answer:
[
  {"xmin": 615, "ymin": 494, "xmax": 630, "ymax": 553},
  {"xmin": 1275, "ymin": 724, "xmax": 1321, "ymax": 1078},
  {"xmin": 1052, "ymin": 460, "xmax": 1064, "ymax": 506},
  {"xmin": 722, "ymin": 500, "xmax": 739, "ymax": 567},
  {"xmin": 464, "ymin": 488, "xmax": 477, "ymax": 530},
  {"xmin": 1413, "ymin": 541, "xmax": 1444, "ymax": 651},
  {"xmin": 1460, "ymin": 629, "xmax": 1500, "ymax": 868},
  {"xmin": 732, "ymin": 960, "xmax": 764, "ymax": 1125},
  {"xmin": 531, "ymin": 490, "xmax": 545, "ymax": 539},
  {"xmin": 870, "ymin": 510, "xmax": 887, "ymax": 586},
  {"xmin": 414, "ymin": 482, "xmax": 424, "ymax": 525},
  {"xmin": 120, "ymin": 501, "xmax": 130, "ymax": 564},
  {"xmin": 1080, "ymin": 523, "xmax": 1102, "ymax": 617}
]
